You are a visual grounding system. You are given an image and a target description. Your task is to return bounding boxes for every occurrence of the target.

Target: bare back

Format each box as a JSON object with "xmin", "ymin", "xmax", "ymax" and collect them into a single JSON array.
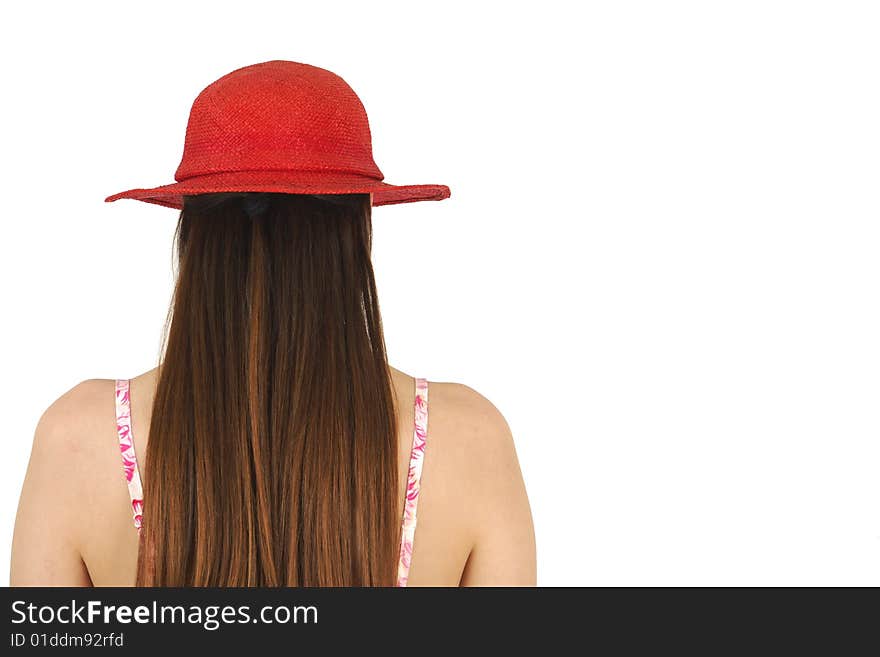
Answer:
[{"xmin": 11, "ymin": 365, "xmax": 535, "ymax": 586}]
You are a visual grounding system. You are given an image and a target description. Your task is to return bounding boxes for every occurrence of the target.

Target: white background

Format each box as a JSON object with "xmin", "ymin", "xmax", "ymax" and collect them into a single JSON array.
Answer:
[{"xmin": 1, "ymin": 1, "xmax": 878, "ymax": 586}]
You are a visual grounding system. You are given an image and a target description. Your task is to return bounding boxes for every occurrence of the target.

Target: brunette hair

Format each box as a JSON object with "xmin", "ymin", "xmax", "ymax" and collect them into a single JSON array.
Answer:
[{"xmin": 136, "ymin": 192, "xmax": 400, "ymax": 586}]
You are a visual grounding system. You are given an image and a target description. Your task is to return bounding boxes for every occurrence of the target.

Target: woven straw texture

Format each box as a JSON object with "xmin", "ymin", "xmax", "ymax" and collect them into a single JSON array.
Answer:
[{"xmin": 105, "ymin": 60, "xmax": 450, "ymax": 208}]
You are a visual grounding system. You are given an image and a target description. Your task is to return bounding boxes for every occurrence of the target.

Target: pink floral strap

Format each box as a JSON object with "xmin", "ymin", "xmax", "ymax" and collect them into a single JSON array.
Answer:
[
  {"xmin": 114, "ymin": 379, "xmax": 144, "ymax": 534},
  {"xmin": 397, "ymin": 376, "xmax": 429, "ymax": 587}
]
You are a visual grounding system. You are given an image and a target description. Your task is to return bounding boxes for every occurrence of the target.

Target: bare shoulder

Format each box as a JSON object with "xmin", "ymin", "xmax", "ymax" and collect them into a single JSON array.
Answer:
[
  {"xmin": 34, "ymin": 379, "xmax": 117, "ymax": 453},
  {"xmin": 29, "ymin": 378, "xmax": 123, "ymax": 506},
  {"xmin": 426, "ymin": 381, "xmax": 517, "ymax": 462},
  {"xmin": 426, "ymin": 380, "xmax": 536, "ymax": 585},
  {"xmin": 422, "ymin": 380, "xmax": 524, "ymax": 515},
  {"xmin": 11, "ymin": 379, "xmax": 121, "ymax": 585}
]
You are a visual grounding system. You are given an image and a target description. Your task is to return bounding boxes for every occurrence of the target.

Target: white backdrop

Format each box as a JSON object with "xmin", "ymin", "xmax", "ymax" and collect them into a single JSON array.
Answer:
[{"xmin": 1, "ymin": 1, "xmax": 878, "ymax": 586}]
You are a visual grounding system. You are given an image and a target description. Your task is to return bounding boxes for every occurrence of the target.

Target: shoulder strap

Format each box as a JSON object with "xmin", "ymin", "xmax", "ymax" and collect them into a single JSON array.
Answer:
[
  {"xmin": 114, "ymin": 379, "xmax": 145, "ymax": 534},
  {"xmin": 397, "ymin": 376, "xmax": 429, "ymax": 587}
]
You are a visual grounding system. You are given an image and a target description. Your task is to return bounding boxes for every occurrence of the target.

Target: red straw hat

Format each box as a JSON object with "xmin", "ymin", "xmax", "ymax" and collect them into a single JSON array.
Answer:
[{"xmin": 105, "ymin": 60, "xmax": 450, "ymax": 209}]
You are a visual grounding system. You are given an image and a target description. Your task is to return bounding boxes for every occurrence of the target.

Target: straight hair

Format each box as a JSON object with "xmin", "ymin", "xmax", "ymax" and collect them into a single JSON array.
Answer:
[{"xmin": 136, "ymin": 192, "xmax": 400, "ymax": 586}]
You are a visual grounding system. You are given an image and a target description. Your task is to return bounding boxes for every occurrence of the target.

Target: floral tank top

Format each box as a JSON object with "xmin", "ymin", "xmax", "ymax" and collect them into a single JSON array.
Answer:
[{"xmin": 114, "ymin": 376, "xmax": 430, "ymax": 587}]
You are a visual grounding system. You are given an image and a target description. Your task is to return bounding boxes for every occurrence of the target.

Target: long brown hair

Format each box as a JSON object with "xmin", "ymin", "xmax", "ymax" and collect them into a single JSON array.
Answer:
[{"xmin": 136, "ymin": 192, "xmax": 400, "ymax": 586}]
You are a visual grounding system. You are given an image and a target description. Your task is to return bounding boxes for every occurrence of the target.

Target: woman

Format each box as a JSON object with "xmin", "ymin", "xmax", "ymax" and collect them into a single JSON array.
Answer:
[{"xmin": 10, "ymin": 60, "xmax": 535, "ymax": 586}]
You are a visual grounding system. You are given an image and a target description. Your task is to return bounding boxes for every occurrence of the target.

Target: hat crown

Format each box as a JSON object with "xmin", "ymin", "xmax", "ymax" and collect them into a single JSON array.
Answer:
[{"xmin": 174, "ymin": 60, "xmax": 384, "ymax": 183}]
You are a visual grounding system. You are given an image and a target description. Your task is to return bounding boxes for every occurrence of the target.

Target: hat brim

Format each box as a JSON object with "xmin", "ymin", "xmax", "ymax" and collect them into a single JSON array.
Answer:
[{"xmin": 104, "ymin": 169, "xmax": 450, "ymax": 209}]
